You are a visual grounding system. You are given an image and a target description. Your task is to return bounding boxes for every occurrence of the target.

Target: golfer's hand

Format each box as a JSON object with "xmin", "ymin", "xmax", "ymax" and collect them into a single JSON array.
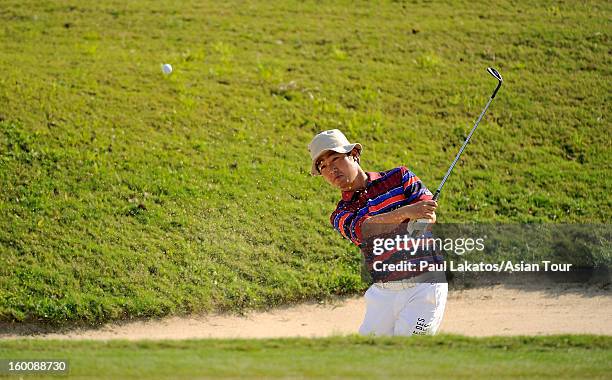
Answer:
[{"xmin": 404, "ymin": 200, "xmax": 437, "ymax": 220}]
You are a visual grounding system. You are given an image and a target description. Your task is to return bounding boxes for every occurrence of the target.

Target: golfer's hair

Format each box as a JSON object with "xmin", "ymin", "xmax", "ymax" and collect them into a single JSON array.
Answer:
[
  {"xmin": 317, "ymin": 151, "xmax": 361, "ymax": 172},
  {"xmin": 347, "ymin": 151, "xmax": 360, "ymax": 164}
]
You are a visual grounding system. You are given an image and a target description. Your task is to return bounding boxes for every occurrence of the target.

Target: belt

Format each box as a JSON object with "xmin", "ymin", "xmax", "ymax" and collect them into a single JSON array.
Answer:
[
  {"xmin": 374, "ymin": 279, "xmax": 419, "ymax": 290},
  {"xmin": 373, "ymin": 271, "xmax": 443, "ymax": 290}
]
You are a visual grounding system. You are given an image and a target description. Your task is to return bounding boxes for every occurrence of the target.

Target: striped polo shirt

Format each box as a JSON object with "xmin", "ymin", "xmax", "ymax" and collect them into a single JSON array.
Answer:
[{"xmin": 330, "ymin": 166, "xmax": 442, "ymax": 282}]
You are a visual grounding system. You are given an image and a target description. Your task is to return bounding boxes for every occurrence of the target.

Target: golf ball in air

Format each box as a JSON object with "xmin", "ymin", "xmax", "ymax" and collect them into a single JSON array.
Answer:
[{"xmin": 162, "ymin": 63, "xmax": 173, "ymax": 75}]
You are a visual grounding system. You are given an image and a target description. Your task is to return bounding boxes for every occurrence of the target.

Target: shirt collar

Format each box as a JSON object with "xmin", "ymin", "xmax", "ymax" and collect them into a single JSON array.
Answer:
[{"xmin": 341, "ymin": 172, "xmax": 382, "ymax": 202}]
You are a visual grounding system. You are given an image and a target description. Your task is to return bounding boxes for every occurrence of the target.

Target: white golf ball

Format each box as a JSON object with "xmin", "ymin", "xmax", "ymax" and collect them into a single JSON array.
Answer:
[{"xmin": 162, "ymin": 63, "xmax": 173, "ymax": 75}]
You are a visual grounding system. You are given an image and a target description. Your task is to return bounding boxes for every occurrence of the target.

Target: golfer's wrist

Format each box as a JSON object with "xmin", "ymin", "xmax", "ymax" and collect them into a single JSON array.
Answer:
[{"xmin": 400, "ymin": 205, "xmax": 417, "ymax": 221}]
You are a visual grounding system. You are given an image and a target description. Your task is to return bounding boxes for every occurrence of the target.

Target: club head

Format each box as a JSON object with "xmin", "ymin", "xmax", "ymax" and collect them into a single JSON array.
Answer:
[
  {"xmin": 487, "ymin": 67, "xmax": 503, "ymax": 83},
  {"xmin": 487, "ymin": 67, "xmax": 503, "ymax": 98}
]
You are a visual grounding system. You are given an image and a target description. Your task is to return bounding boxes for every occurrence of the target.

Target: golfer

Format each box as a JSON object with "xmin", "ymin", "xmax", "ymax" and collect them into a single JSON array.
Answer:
[{"xmin": 308, "ymin": 129, "xmax": 447, "ymax": 336}]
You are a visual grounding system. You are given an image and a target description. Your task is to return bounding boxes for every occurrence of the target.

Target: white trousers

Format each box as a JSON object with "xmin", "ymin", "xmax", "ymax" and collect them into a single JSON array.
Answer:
[{"xmin": 359, "ymin": 282, "xmax": 448, "ymax": 336}]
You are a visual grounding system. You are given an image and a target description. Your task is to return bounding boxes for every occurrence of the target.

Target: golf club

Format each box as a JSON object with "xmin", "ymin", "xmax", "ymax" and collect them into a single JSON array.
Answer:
[
  {"xmin": 408, "ymin": 67, "xmax": 503, "ymax": 237},
  {"xmin": 431, "ymin": 67, "xmax": 503, "ymax": 201}
]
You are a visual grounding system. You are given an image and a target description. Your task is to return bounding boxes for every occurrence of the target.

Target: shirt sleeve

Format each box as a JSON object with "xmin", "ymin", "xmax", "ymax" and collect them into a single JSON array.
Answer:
[
  {"xmin": 330, "ymin": 204, "xmax": 370, "ymax": 246},
  {"xmin": 400, "ymin": 166, "xmax": 433, "ymax": 204}
]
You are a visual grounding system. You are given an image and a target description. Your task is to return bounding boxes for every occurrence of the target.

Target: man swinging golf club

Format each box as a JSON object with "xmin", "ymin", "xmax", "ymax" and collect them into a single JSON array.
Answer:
[
  {"xmin": 308, "ymin": 68, "xmax": 502, "ymax": 336},
  {"xmin": 308, "ymin": 129, "xmax": 447, "ymax": 336}
]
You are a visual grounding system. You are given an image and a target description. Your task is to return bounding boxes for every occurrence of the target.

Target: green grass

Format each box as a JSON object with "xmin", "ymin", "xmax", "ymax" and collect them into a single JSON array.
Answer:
[
  {"xmin": 1, "ymin": 335, "xmax": 610, "ymax": 379},
  {"xmin": 0, "ymin": 0, "xmax": 610, "ymax": 323}
]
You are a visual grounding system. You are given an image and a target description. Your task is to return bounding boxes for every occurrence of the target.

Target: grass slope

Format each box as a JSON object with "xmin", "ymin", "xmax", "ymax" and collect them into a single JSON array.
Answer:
[{"xmin": 0, "ymin": 0, "xmax": 610, "ymax": 323}]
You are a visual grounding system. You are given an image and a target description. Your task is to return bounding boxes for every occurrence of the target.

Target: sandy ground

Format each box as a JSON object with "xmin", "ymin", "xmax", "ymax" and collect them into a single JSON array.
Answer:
[{"xmin": 1, "ymin": 285, "xmax": 610, "ymax": 340}]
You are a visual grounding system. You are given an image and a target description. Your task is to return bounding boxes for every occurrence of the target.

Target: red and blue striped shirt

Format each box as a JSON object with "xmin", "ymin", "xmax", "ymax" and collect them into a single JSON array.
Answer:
[
  {"xmin": 330, "ymin": 166, "xmax": 441, "ymax": 282},
  {"xmin": 330, "ymin": 166, "xmax": 433, "ymax": 247}
]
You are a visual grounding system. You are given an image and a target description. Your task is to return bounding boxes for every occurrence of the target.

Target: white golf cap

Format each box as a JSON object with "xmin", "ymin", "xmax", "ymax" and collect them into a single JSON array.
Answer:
[{"xmin": 308, "ymin": 129, "xmax": 362, "ymax": 176}]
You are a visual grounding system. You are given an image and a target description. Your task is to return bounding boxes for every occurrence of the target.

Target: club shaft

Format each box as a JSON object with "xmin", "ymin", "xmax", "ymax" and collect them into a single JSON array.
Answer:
[{"xmin": 432, "ymin": 96, "xmax": 495, "ymax": 201}]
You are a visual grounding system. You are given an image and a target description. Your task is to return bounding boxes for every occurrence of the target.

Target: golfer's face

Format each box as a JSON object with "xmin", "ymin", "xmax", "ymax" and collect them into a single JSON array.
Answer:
[{"xmin": 318, "ymin": 152, "xmax": 358, "ymax": 190}]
